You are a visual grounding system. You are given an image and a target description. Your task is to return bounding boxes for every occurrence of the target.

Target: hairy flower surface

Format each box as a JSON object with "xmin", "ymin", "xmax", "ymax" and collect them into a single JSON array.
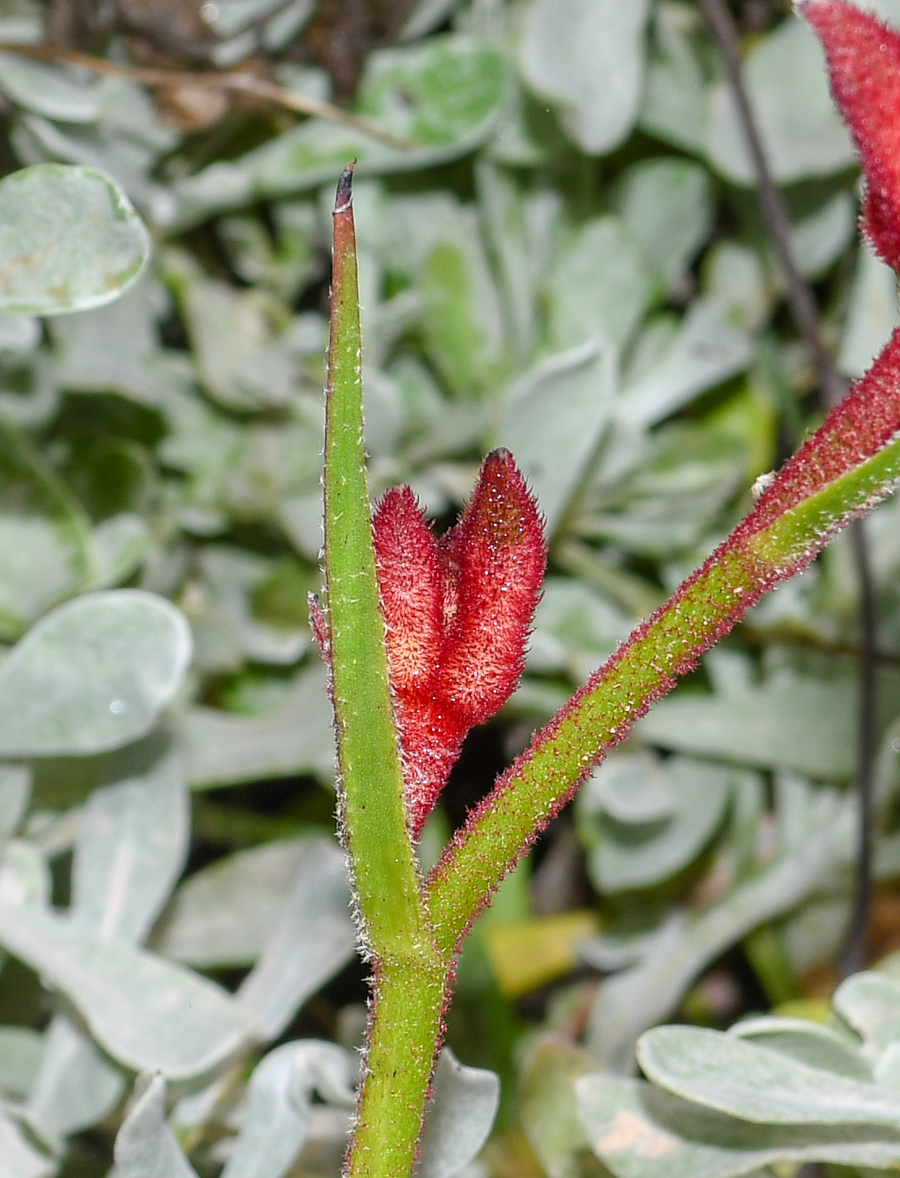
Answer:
[
  {"xmin": 803, "ymin": 0, "xmax": 900, "ymax": 270},
  {"xmin": 732, "ymin": 0, "xmax": 900, "ymax": 543},
  {"xmin": 373, "ymin": 448, "xmax": 545, "ymax": 836}
]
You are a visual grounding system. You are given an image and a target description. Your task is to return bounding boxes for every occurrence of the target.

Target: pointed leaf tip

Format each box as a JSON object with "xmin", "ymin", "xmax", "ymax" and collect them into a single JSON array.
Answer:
[
  {"xmin": 334, "ymin": 161, "xmax": 356, "ymax": 216},
  {"xmin": 803, "ymin": 0, "xmax": 900, "ymax": 270}
]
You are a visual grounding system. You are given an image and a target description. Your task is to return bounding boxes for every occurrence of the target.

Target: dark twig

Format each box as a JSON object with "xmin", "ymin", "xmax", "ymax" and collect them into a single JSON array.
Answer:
[
  {"xmin": 696, "ymin": 0, "xmax": 845, "ymax": 405},
  {"xmin": 0, "ymin": 41, "xmax": 418, "ymax": 150},
  {"xmin": 841, "ymin": 521, "xmax": 878, "ymax": 975},
  {"xmin": 696, "ymin": 0, "xmax": 877, "ymax": 979}
]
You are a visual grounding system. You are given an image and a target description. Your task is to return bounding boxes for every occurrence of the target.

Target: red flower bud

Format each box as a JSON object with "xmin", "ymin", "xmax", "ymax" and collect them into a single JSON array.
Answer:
[
  {"xmin": 373, "ymin": 449, "xmax": 546, "ymax": 836},
  {"xmin": 803, "ymin": 0, "xmax": 900, "ymax": 270},
  {"xmin": 738, "ymin": 2, "xmax": 900, "ymax": 546},
  {"xmin": 437, "ymin": 449, "xmax": 547, "ymax": 728},
  {"xmin": 372, "ymin": 485, "xmax": 443, "ymax": 698}
]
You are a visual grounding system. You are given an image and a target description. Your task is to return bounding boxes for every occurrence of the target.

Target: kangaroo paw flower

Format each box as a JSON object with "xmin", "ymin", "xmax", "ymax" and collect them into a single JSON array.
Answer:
[
  {"xmin": 373, "ymin": 449, "xmax": 546, "ymax": 836},
  {"xmin": 373, "ymin": 485, "xmax": 444, "ymax": 697},
  {"xmin": 803, "ymin": 0, "xmax": 900, "ymax": 270},
  {"xmin": 437, "ymin": 449, "xmax": 547, "ymax": 728}
]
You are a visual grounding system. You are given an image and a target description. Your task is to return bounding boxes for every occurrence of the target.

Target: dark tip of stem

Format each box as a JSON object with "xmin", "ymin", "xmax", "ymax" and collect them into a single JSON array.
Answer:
[{"xmin": 334, "ymin": 160, "xmax": 357, "ymax": 216}]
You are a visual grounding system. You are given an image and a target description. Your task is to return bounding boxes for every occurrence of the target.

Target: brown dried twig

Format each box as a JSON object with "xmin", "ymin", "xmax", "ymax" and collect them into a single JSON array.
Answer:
[{"xmin": 0, "ymin": 39, "xmax": 418, "ymax": 150}]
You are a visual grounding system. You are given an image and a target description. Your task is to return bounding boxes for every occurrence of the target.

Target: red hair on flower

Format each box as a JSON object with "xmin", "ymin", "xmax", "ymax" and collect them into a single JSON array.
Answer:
[{"xmin": 373, "ymin": 449, "xmax": 546, "ymax": 836}]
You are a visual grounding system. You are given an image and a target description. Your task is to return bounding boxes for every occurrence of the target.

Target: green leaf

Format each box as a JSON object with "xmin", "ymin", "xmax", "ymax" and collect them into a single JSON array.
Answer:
[
  {"xmin": 114, "ymin": 1074, "xmax": 199, "ymax": 1178},
  {"xmin": 190, "ymin": 546, "xmax": 308, "ymax": 667},
  {"xmin": 0, "ymin": 763, "xmax": 30, "ymax": 848},
  {"xmin": 548, "ymin": 216, "xmax": 653, "ymax": 352},
  {"xmin": 704, "ymin": 16, "xmax": 854, "ymax": 185},
  {"xmin": 416, "ymin": 1049, "xmax": 500, "ymax": 1178},
  {"xmin": 0, "ymin": 839, "xmax": 50, "ymax": 908},
  {"xmin": 789, "ymin": 189, "xmax": 855, "ymax": 279},
  {"xmin": 499, "ymin": 340, "xmax": 617, "ymax": 535},
  {"xmin": 703, "ymin": 242, "xmax": 771, "ymax": 333},
  {"xmin": 88, "ymin": 514, "xmax": 149, "ymax": 591},
  {"xmin": 419, "ymin": 220, "xmax": 506, "ymax": 397},
  {"xmin": 582, "ymin": 751, "xmax": 677, "ymax": 825},
  {"xmin": 49, "ymin": 278, "xmax": 172, "ymax": 406},
  {"xmin": 577, "ymin": 1075, "xmax": 900, "ymax": 1178},
  {"xmin": 0, "ymin": 903, "xmax": 254, "ymax": 1078},
  {"xmin": 639, "ymin": 3, "xmax": 708, "ymax": 153},
  {"xmin": 221, "ymin": 1040, "xmax": 355, "ymax": 1178},
  {"xmin": 613, "ymin": 159, "xmax": 713, "ymax": 286},
  {"xmin": 0, "ymin": 1026, "xmax": 42, "ymax": 1101},
  {"xmin": 582, "ymin": 423, "xmax": 748, "ymax": 559},
  {"xmin": 169, "ymin": 259, "xmax": 298, "ymax": 412},
  {"xmin": 0, "ymin": 165, "xmax": 150, "ymax": 314},
  {"xmin": 0, "ymin": 424, "xmax": 92, "ymax": 639},
  {"xmin": 0, "ymin": 53, "xmax": 100, "ymax": 123},
  {"xmin": 584, "ymin": 805, "xmax": 851, "ymax": 1071},
  {"xmin": 833, "ymin": 971, "xmax": 900, "ymax": 1055},
  {"xmin": 0, "ymin": 591, "xmax": 192, "ymax": 758},
  {"xmin": 71, "ymin": 739, "xmax": 188, "ymax": 945},
  {"xmin": 24, "ymin": 1014, "xmax": 125, "ymax": 1150},
  {"xmin": 617, "ymin": 301, "xmax": 752, "ymax": 430},
  {"xmin": 520, "ymin": 1038, "xmax": 596, "ymax": 1178},
  {"xmin": 578, "ymin": 755, "xmax": 733, "ymax": 892},
  {"xmin": 520, "ymin": 0, "xmax": 651, "ymax": 154},
  {"xmin": 636, "ymin": 676, "xmax": 857, "ymax": 779},
  {"xmin": 637, "ymin": 1025, "xmax": 900, "ymax": 1128},
  {"xmin": 152, "ymin": 839, "xmax": 319, "ymax": 968},
  {"xmin": 528, "ymin": 577, "xmax": 632, "ymax": 680},
  {"xmin": 0, "ymin": 1109, "xmax": 54, "ymax": 1178},
  {"xmin": 235, "ymin": 839, "xmax": 355, "ymax": 1039},
  {"xmin": 838, "ymin": 240, "xmax": 900, "ymax": 379},
  {"xmin": 731, "ymin": 1016, "xmax": 872, "ymax": 1082},
  {"xmin": 11, "ymin": 71, "xmax": 178, "ymax": 207},
  {"xmin": 180, "ymin": 664, "xmax": 334, "ymax": 788}
]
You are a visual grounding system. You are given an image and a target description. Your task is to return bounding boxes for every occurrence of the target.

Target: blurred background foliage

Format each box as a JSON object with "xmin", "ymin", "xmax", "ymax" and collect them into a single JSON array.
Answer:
[{"xmin": 2, "ymin": 0, "xmax": 900, "ymax": 1174}]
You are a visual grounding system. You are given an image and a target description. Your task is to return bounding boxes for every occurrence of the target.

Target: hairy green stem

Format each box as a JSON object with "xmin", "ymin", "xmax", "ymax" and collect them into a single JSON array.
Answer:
[
  {"xmin": 324, "ymin": 149, "xmax": 900, "ymax": 1176},
  {"xmin": 427, "ymin": 435, "xmax": 900, "ymax": 952},
  {"xmin": 350, "ymin": 964, "xmax": 449, "ymax": 1178}
]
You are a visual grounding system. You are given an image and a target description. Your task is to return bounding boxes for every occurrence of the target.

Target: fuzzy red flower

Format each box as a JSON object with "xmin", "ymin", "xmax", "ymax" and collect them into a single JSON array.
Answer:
[
  {"xmin": 803, "ymin": 0, "xmax": 900, "ymax": 270},
  {"xmin": 373, "ymin": 449, "xmax": 546, "ymax": 837},
  {"xmin": 731, "ymin": 1, "xmax": 900, "ymax": 544}
]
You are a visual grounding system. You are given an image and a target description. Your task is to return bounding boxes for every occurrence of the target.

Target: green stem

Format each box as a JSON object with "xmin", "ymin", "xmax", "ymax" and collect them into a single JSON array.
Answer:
[
  {"xmin": 323, "ymin": 163, "xmax": 446, "ymax": 1178},
  {"xmin": 427, "ymin": 434, "xmax": 900, "ymax": 953},
  {"xmin": 323, "ymin": 155, "xmax": 900, "ymax": 1177},
  {"xmin": 350, "ymin": 962, "xmax": 449, "ymax": 1178},
  {"xmin": 426, "ymin": 544, "xmax": 756, "ymax": 954}
]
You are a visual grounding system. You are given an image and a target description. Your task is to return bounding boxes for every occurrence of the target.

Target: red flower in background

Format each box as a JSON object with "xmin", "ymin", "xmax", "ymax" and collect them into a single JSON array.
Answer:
[
  {"xmin": 803, "ymin": 0, "xmax": 900, "ymax": 271},
  {"xmin": 721, "ymin": 0, "xmax": 900, "ymax": 551},
  {"xmin": 373, "ymin": 449, "xmax": 545, "ymax": 836}
]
